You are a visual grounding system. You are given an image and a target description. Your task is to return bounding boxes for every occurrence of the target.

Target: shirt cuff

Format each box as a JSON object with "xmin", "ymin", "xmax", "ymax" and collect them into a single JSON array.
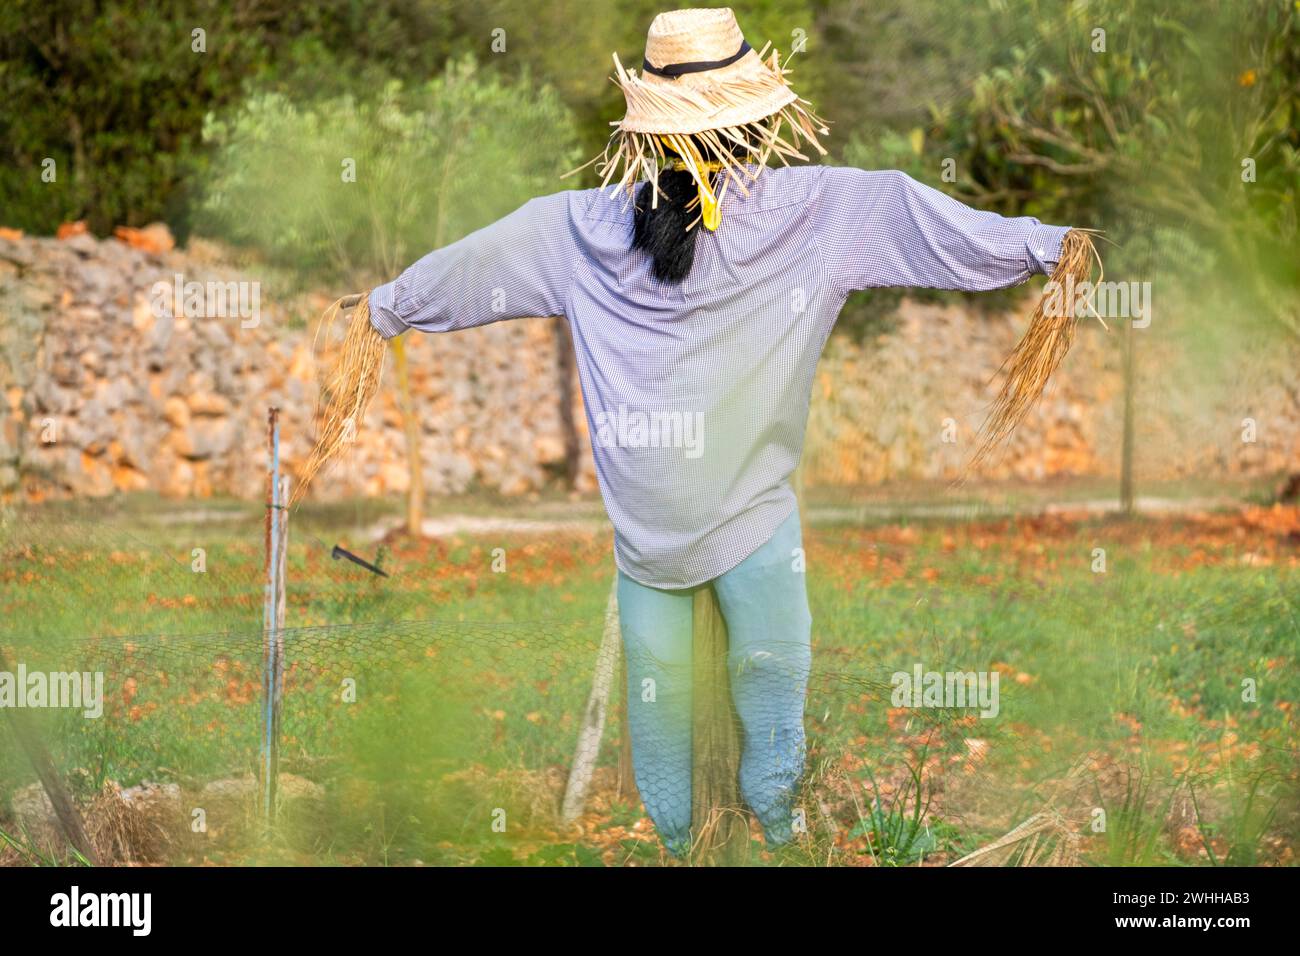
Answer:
[
  {"xmin": 367, "ymin": 280, "xmax": 406, "ymax": 339},
  {"xmin": 1026, "ymin": 224, "xmax": 1072, "ymax": 275}
]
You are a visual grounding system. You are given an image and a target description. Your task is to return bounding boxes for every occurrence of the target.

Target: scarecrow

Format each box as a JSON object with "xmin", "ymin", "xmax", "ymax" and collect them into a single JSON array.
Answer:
[{"xmin": 297, "ymin": 8, "xmax": 1100, "ymax": 858}]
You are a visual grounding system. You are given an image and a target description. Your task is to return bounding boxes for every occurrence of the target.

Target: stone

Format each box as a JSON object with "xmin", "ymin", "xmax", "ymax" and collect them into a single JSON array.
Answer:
[{"xmin": 0, "ymin": 227, "xmax": 1296, "ymax": 502}]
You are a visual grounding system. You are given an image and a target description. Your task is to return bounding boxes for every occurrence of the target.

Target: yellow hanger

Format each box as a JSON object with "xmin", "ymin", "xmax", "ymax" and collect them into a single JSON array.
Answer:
[{"xmin": 665, "ymin": 141, "xmax": 725, "ymax": 231}]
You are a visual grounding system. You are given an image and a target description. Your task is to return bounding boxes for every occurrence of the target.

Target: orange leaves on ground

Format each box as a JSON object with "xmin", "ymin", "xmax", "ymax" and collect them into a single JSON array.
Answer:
[
  {"xmin": 222, "ymin": 677, "xmax": 257, "ymax": 706},
  {"xmin": 1112, "ymin": 712, "xmax": 1143, "ymax": 736},
  {"xmin": 809, "ymin": 505, "xmax": 1298, "ymax": 592},
  {"xmin": 989, "ymin": 661, "xmax": 1035, "ymax": 686}
]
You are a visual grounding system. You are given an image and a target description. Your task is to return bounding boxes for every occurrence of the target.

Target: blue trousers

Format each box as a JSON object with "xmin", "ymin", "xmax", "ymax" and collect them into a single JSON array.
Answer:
[{"xmin": 617, "ymin": 507, "xmax": 812, "ymax": 856}]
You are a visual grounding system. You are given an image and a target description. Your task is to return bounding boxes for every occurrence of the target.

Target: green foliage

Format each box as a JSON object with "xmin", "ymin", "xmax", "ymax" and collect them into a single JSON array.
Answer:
[
  {"xmin": 852, "ymin": 746, "xmax": 946, "ymax": 865},
  {"xmin": 844, "ymin": 0, "xmax": 1299, "ymax": 303},
  {"xmin": 0, "ymin": 0, "xmax": 277, "ymax": 234},
  {"xmin": 199, "ymin": 57, "xmax": 581, "ymax": 286},
  {"xmin": 0, "ymin": 0, "xmax": 824, "ymax": 240}
]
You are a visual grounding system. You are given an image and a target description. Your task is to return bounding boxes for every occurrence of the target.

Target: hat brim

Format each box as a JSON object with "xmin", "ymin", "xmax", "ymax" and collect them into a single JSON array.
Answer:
[
  {"xmin": 616, "ymin": 47, "xmax": 800, "ymax": 135},
  {"xmin": 563, "ymin": 45, "xmax": 829, "ymax": 218}
]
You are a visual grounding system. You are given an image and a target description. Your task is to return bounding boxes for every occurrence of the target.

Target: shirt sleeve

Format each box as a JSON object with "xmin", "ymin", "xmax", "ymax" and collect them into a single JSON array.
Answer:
[
  {"xmin": 809, "ymin": 166, "xmax": 1071, "ymax": 296},
  {"xmin": 367, "ymin": 190, "xmax": 581, "ymax": 339}
]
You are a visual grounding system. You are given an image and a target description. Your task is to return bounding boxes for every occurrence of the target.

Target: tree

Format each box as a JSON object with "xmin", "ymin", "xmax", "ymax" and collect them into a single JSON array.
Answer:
[
  {"xmin": 841, "ymin": 0, "xmax": 1300, "ymax": 498},
  {"xmin": 201, "ymin": 58, "xmax": 583, "ymax": 526}
]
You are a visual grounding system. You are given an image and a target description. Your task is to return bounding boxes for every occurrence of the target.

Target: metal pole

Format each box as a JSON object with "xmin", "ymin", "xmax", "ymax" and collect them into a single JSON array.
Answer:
[{"xmin": 261, "ymin": 408, "xmax": 282, "ymax": 823}]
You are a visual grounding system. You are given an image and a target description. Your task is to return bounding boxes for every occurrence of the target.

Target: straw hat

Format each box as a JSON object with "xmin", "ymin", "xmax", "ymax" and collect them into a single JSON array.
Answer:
[{"xmin": 571, "ymin": 7, "xmax": 829, "ymax": 229}]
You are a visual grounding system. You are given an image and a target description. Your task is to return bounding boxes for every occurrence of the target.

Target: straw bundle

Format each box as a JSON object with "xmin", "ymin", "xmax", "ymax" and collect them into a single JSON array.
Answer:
[
  {"xmin": 948, "ymin": 809, "xmax": 1083, "ymax": 867},
  {"xmin": 292, "ymin": 292, "xmax": 387, "ymax": 505},
  {"xmin": 968, "ymin": 228, "xmax": 1104, "ymax": 472}
]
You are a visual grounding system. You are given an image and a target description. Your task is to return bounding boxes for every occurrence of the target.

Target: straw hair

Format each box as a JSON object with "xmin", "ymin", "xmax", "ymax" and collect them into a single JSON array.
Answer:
[
  {"xmin": 565, "ymin": 8, "xmax": 829, "ymax": 211},
  {"xmin": 292, "ymin": 292, "xmax": 387, "ymax": 505},
  {"xmin": 968, "ymin": 229, "xmax": 1104, "ymax": 471}
]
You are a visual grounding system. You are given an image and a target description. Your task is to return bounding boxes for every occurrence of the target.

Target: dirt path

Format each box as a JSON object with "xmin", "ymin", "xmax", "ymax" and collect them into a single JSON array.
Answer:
[{"xmin": 365, "ymin": 495, "xmax": 1243, "ymax": 541}]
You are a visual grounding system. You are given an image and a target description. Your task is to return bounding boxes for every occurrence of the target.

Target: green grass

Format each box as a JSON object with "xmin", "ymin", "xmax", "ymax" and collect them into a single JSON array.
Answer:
[{"xmin": 1, "ymin": 493, "xmax": 1296, "ymax": 866}]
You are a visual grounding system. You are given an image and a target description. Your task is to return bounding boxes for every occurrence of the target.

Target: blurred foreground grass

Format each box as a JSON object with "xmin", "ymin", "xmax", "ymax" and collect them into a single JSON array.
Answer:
[{"xmin": 0, "ymin": 488, "xmax": 1295, "ymax": 866}]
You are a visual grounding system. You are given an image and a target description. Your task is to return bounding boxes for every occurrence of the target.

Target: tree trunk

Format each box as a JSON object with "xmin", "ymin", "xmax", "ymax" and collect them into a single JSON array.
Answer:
[
  {"xmin": 1119, "ymin": 314, "xmax": 1136, "ymax": 515},
  {"xmin": 554, "ymin": 318, "xmax": 581, "ymax": 489},
  {"xmin": 390, "ymin": 336, "xmax": 423, "ymax": 535}
]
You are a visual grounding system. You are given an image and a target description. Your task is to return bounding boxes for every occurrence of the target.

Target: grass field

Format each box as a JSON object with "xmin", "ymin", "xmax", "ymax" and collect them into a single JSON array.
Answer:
[{"xmin": 1, "ymin": 485, "xmax": 1296, "ymax": 867}]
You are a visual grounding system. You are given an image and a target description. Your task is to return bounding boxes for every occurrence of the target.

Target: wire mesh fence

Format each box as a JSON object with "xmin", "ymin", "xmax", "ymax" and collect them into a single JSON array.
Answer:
[{"xmin": 1, "ymin": 483, "xmax": 1295, "ymax": 866}]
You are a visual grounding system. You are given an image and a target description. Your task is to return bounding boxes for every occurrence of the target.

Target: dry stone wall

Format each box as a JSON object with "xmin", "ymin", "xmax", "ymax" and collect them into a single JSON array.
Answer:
[{"xmin": 1, "ymin": 230, "xmax": 1295, "ymax": 502}]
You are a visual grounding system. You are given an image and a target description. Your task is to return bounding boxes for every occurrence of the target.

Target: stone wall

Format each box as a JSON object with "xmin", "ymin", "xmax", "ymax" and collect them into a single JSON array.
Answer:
[
  {"xmin": 0, "ymin": 229, "xmax": 591, "ymax": 502},
  {"xmin": 806, "ymin": 300, "xmax": 1300, "ymax": 485},
  {"xmin": 1, "ymin": 229, "xmax": 1296, "ymax": 502}
]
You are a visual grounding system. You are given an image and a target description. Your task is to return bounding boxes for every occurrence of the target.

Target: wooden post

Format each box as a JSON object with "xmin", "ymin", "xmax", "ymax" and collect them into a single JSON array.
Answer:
[
  {"xmin": 0, "ymin": 647, "xmax": 98, "ymax": 864},
  {"xmin": 554, "ymin": 318, "xmax": 582, "ymax": 489},
  {"xmin": 561, "ymin": 576, "xmax": 621, "ymax": 823},
  {"xmin": 616, "ymin": 652, "xmax": 638, "ymax": 800},
  {"xmin": 689, "ymin": 584, "xmax": 747, "ymax": 864},
  {"xmin": 391, "ymin": 336, "xmax": 424, "ymax": 535},
  {"xmin": 1119, "ymin": 314, "xmax": 1136, "ymax": 515},
  {"xmin": 689, "ymin": 470, "xmax": 807, "ymax": 864}
]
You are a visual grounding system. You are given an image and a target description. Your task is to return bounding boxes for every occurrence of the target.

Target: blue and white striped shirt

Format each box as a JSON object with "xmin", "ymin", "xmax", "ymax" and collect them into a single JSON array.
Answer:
[{"xmin": 369, "ymin": 164, "xmax": 1070, "ymax": 589}]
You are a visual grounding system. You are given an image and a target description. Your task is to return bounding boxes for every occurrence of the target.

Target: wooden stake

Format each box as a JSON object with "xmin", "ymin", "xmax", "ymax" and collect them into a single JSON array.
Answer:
[
  {"xmin": 391, "ymin": 336, "xmax": 424, "ymax": 535},
  {"xmin": 689, "ymin": 583, "xmax": 748, "ymax": 864},
  {"xmin": 616, "ymin": 652, "xmax": 638, "ymax": 801},
  {"xmin": 561, "ymin": 576, "xmax": 621, "ymax": 824},
  {"xmin": 690, "ymin": 478, "xmax": 807, "ymax": 864}
]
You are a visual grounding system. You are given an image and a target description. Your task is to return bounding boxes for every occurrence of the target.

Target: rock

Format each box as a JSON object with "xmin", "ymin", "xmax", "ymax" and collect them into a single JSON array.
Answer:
[
  {"xmin": 162, "ymin": 395, "xmax": 190, "ymax": 427},
  {"xmin": 1, "ymin": 227, "xmax": 1298, "ymax": 501},
  {"xmin": 113, "ymin": 222, "xmax": 175, "ymax": 254},
  {"xmin": 186, "ymin": 391, "xmax": 230, "ymax": 417},
  {"xmin": 10, "ymin": 782, "xmax": 57, "ymax": 837},
  {"xmin": 194, "ymin": 773, "xmax": 325, "ymax": 846},
  {"xmin": 64, "ymin": 234, "xmax": 99, "ymax": 258}
]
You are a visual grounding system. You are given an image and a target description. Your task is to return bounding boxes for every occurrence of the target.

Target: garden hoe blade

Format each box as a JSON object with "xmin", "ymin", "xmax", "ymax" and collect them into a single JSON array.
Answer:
[{"xmin": 330, "ymin": 544, "xmax": 389, "ymax": 578}]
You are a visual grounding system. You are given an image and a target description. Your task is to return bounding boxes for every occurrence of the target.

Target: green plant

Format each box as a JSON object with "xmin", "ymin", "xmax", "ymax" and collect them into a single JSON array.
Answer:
[
  {"xmin": 200, "ymin": 57, "xmax": 581, "ymax": 287},
  {"xmin": 853, "ymin": 743, "xmax": 943, "ymax": 866}
]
